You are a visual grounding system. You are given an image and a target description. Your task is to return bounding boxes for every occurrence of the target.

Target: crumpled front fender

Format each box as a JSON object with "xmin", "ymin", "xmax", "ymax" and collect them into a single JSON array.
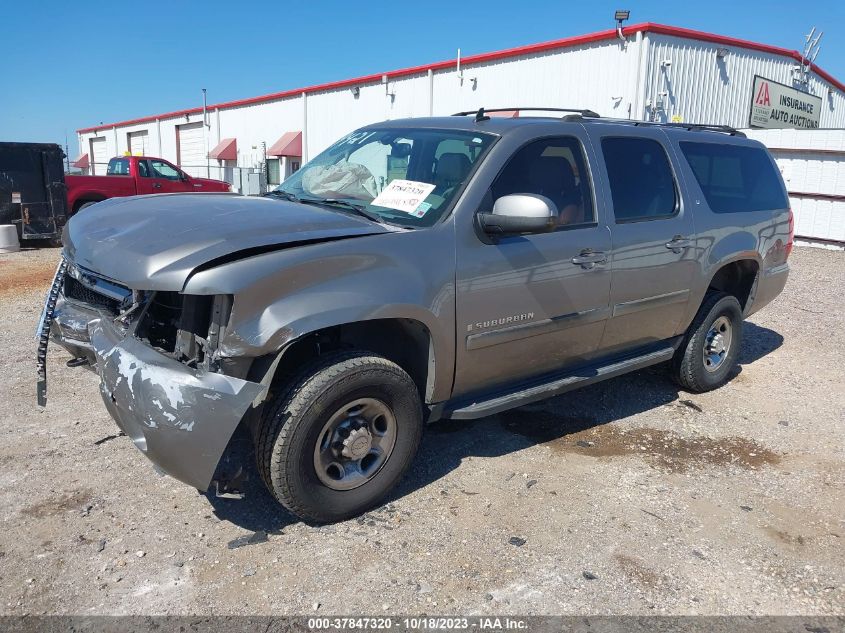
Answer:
[{"xmin": 90, "ymin": 319, "xmax": 264, "ymax": 491}]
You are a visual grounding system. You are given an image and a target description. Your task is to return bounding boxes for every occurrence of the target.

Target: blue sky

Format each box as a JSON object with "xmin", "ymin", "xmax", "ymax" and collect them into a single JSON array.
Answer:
[{"xmin": 3, "ymin": 0, "xmax": 843, "ymax": 155}]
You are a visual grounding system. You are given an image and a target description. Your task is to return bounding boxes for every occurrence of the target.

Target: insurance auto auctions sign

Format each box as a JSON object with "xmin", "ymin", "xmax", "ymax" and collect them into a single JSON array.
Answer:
[{"xmin": 749, "ymin": 75, "xmax": 822, "ymax": 129}]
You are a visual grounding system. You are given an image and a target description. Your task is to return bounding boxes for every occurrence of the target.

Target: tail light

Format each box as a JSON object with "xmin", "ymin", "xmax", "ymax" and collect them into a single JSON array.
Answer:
[{"xmin": 786, "ymin": 207, "xmax": 794, "ymax": 259}]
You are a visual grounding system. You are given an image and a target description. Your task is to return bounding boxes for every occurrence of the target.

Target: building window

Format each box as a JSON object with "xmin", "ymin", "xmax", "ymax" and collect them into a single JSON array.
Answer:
[{"xmin": 267, "ymin": 159, "xmax": 281, "ymax": 185}]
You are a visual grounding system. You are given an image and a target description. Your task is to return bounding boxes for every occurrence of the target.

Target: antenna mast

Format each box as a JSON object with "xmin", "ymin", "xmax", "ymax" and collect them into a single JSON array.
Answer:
[{"xmin": 797, "ymin": 27, "xmax": 823, "ymax": 88}]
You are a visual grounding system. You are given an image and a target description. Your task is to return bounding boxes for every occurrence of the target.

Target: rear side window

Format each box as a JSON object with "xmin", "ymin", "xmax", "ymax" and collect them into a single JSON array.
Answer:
[
  {"xmin": 680, "ymin": 142, "xmax": 787, "ymax": 213},
  {"xmin": 602, "ymin": 137, "xmax": 677, "ymax": 222},
  {"xmin": 106, "ymin": 158, "xmax": 130, "ymax": 176}
]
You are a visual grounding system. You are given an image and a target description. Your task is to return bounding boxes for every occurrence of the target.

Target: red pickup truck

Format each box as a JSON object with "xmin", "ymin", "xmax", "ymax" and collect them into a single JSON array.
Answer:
[{"xmin": 66, "ymin": 156, "xmax": 232, "ymax": 214}]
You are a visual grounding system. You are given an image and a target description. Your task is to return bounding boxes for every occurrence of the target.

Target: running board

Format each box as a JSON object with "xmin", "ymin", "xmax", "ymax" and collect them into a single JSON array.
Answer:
[{"xmin": 445, "ymin": 345, "xmax": 676, "ymax": 420}]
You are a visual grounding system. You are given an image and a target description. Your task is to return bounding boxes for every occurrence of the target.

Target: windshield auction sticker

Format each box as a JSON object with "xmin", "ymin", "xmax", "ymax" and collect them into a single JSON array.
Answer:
[{"xmin": 372, "ymin": 179, "xmax": 436, "ymax": 217}]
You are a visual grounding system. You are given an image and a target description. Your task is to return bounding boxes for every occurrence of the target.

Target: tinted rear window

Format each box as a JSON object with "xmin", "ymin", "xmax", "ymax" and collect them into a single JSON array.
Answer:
[
  {"xmin": 106, "ymin": 158, "xmax": 130, "ymax": 176},
  {"xmin": 679, "ymin": 142, "xmax": 787, "ymax": 213},
  {"xmin": 601, "ymin": 137, "xmax": 677, "ymax": 222}
]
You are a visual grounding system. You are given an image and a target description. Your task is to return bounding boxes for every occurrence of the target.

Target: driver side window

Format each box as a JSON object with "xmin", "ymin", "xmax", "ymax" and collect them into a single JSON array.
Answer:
[
  {"xmin": 491, "ymin": 137, "xmax": 595, "ymax": 229},
  {"xmin": 150, "ymin": 160, "xmax": 181, "ymax": 181}
]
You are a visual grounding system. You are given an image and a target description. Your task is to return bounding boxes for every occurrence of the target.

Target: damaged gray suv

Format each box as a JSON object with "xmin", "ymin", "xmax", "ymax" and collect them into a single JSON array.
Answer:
[{"xmin": 39, "ymin": 109, "xmax": 793, "ymax": 523}]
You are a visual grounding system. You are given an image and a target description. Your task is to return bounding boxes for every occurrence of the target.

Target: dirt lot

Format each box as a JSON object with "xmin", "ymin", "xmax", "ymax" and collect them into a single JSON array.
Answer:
[{"xmin": 0, "ymin": 246, "xmax": 842, "ymax": 616}]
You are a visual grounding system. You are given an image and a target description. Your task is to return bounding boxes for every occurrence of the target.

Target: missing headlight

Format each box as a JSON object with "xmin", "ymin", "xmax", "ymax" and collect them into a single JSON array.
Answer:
[{"xmin": 136, "ymin": 293, "xmax": 232, "ymax": 370}]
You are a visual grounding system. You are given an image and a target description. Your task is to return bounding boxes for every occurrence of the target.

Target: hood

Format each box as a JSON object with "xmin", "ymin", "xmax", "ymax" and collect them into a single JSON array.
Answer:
[
  {"xmin": 192, "ymin": 176, "xmax": 231, "ymax": 190},
  {"xmin": 64, "ymin": 193, "xmax": 391, "ymax": 290}
]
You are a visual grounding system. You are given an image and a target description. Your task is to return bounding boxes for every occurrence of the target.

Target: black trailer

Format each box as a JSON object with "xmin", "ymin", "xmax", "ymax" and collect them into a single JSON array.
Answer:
[{"xmin": 0, "ymin": 142, "xmax": 68, "ymax": 241}]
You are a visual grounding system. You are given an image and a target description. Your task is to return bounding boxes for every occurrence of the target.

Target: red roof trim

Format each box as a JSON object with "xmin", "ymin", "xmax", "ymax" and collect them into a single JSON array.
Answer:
[{"xmin": 77, "ymin": 23, "xmax": 843, "ymax": 133}]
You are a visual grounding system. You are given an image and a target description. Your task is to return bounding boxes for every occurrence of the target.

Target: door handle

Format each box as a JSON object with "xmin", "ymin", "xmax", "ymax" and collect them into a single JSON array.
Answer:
[
  {"xmin": 571, "ymin": 250, "xmax": 608, "ymax": 269},
  {"xmin": 665, "ymin": 236, "xmax": 692, "ymax": 253},
  {"xmin": 152, "ymin": 182, "xmax": 162, "ymax": 189}
]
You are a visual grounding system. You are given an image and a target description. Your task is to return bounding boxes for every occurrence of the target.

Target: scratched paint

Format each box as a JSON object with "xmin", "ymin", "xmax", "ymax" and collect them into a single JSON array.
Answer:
[{"xmin": 88, "ymin": 320, "xmax": 264, "ymax": 490}]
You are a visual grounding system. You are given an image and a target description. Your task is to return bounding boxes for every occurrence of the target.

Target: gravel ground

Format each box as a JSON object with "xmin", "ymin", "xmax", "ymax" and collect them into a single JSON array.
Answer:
[{"xmin": 0, "ymin": 246, "xmax": 842, "ymax": 616}]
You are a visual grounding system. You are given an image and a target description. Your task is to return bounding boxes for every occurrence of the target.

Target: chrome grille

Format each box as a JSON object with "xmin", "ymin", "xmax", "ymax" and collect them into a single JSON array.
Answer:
[
  {"xmin": 63, "ymin": 264, "xmax": 132, "ymax": 316},
  {"xmin": 64, "ymin": 276, "xmax": 122, "ymax": 314}
]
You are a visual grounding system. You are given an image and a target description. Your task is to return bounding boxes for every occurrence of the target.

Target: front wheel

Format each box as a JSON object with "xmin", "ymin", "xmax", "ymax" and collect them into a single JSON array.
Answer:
[
  {"xmin": 672, "ymin": 291, "xmax": 743, "ymax": 393},
  {"xmin": 256, "ymin": 351, "xmax": 423, "ymax": 523}
]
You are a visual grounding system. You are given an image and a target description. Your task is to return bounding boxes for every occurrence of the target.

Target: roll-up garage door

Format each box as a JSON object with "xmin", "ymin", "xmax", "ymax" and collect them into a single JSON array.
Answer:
[
  {"xmin": 89, "ymin": 137, "xmax": 109, "ymax": 175},
  {"xmin": 128, "ymin": 131, "xmax": 148, "ymax": 156},
  {"xmin": 176, "ymin": 122, "xmax": 206, "ymax": 177}
]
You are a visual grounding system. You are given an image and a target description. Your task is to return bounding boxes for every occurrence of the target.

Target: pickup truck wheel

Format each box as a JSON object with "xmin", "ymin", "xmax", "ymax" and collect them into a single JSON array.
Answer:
[
  {"xmin": 256, "ymin": 351, "xmax": 423, "ymax": 523},
  {"xmin": 76, "ymin": 201, "xmax": 99, "ymax": 213},
  {"xmin": 673, "ymin": 291, "xmax": 743, "ymax": 393}
]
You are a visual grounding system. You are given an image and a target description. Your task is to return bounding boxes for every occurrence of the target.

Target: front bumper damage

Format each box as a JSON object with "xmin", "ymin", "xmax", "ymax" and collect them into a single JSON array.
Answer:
[
  {"xmin": 45, "ymin": 263, "xmax": 264, "ymax": 491},
  {"xmin": 90, "ymin": 319, "xmax": 263, "ymax": 490}
]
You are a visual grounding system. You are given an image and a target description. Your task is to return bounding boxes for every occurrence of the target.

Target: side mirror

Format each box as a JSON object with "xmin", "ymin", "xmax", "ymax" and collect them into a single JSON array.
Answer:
[
  {"xmin": 478, "ymin": 194, "xmax": 558, "ymax": 235},
  {"xmin": 180, "ymin": 171, "xmax": 190, "ymax": 182}
]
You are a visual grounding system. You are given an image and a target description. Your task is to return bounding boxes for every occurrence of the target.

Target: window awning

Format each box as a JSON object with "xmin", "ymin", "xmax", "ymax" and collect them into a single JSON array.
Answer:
[
  {"xmin": 208, "ymin": 137, "xmax": 237, "ymax": 160},
  {"xmin": 72, "ymin": 153, "xmax": 90, "ymax": 168},
  {"xmin": 268, "ymin": 131, "xmax": 302, "ymax": 157}
]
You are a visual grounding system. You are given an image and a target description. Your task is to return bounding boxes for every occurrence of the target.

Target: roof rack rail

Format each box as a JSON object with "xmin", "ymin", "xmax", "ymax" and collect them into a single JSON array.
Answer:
[
  {"xmin": 563, "ymin": 113, "xmax": 746, "ymax": 137},
  {"xmin": 452, "ymin": 107, "xmax": 601, "ymax": 122}
]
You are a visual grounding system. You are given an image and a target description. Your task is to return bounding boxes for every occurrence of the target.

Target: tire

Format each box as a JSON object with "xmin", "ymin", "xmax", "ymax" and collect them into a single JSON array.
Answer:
[
  {"xmin": 76, "ymin": 201, "xmax": 99, "ymax": 213},
  {"xmin": 672, "ymin": 291, "xmax": 743, "ymax": 393},
  {"xmin": 256, "ymin": 351, "xmax": 423, "ymax": 523}
]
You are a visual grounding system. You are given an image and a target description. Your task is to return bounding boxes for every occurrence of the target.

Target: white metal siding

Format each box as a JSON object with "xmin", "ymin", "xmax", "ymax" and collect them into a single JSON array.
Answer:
[
  {"xmin": 433, "ymin": 41, "xmax": 643, "ymax": 123},
  {"xmin": 128, "ymin": 131, "xmax": 148, "ymax": 156},
  {"xmin": 643, "ymin": 34, "xmax": 845, "ymax": 128},
  {"xmin": 177, "ymin": 122, "xmax": 206, "ymax": 176},
  {"xmin": 89, "ymin": 137, "xmax": 109, "ymax": 175},
  {"xmin": 745, "ymin": 128, "xmax": 845, "ymax": 245}
]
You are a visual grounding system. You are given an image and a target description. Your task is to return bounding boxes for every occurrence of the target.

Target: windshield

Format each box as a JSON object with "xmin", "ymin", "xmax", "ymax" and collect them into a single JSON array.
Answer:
[{"xmin": 273, "ymin": 127, "xmax": 496, "ymax": 227}]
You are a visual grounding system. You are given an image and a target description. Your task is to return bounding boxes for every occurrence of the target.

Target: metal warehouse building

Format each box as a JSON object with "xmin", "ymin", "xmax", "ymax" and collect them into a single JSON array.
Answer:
[{"xmin": 74, "ymin": 22, "xmax": 845, "ymax": 242}]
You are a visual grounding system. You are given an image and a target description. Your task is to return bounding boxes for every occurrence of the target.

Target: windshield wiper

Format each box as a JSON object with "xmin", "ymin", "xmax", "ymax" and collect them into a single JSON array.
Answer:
[
  {"xmin": 302, "ymin": 197, "xmax": 383, "ymax": 223},
  {"xmin": 264, "ymin": 191, "xmax": 383, "ymax": 224}
]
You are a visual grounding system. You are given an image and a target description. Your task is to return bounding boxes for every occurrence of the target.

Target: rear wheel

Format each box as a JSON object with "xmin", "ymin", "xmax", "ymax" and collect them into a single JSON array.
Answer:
[
  {"xmin": 75, "ymin": 201, "xmax": 99, "ymax": 213},
  {"xmin": 256, "ymin": 351, "xmax": 423, "ymax": 523},
  {"xmin": 672, "ymin": 291, "xmax": 743, "ymax": 393}
]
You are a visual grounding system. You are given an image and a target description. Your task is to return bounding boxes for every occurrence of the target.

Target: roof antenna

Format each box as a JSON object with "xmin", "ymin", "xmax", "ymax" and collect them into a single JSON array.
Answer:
[
  {"xmin": 796, "ymin": 27, "xmax": 823, "ymax": 87},
  {"xmin": 475, "ymin": 107, "xmax": 490, "ymax": 123}
]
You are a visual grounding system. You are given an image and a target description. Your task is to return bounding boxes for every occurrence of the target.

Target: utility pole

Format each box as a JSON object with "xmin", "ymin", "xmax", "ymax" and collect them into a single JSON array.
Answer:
[{"xmin": 202, "ymin": 88, "xmax": 210, "ymax": 178}]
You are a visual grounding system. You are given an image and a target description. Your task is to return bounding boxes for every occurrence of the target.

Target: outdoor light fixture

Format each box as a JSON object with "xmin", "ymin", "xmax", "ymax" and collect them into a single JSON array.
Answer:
[
  {"xmin": 615, "ymin": 10, "xmax": 630, "ymax": 41},
  {"xmin": 716, "ymin": 47, "xmax": 729, "ymax": 59},
  {"xmin": 350, "ymin": 86, "xmax": 360, "ymax": 98},
  {"xmin": 382, "ymin": 75, "xmax": 395, "ymax": 101}
]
